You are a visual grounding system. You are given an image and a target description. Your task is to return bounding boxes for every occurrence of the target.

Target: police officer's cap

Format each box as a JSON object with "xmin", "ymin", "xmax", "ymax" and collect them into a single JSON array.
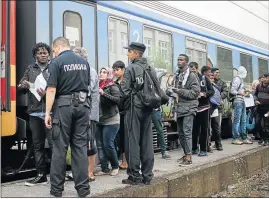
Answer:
[{"xmin": 124, "ymin": 42, "xmax": 146, "ymax": 53}]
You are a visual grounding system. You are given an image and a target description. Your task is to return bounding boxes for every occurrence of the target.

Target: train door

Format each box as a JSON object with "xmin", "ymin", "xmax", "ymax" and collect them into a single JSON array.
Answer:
[{"xmin": 51, "ymin": 0, "xmax": 97, "ymax": 69}]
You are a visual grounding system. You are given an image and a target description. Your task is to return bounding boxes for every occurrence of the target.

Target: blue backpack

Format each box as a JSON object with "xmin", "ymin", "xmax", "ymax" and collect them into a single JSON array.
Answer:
[
  {"xmin": 246, "ymin": 111, "xmax": 255, "ymax": 132},
  {"xmin": 210, "ymin": 83, "xmax": 223, "ymax": 106}
]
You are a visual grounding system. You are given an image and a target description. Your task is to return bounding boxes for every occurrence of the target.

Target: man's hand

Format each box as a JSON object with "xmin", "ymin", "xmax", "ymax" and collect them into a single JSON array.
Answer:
[
  {"xmin": 99, "ymin": 88, "xmax": 104, "ymax": 95},
  {"xmin": 200, "ymin": 92, "xmax": 206, "ymax": 97},
  {"xmin": 45, "ymin": 114, "xmax": 52, "ymax": 129},
  {"xmin": 19, "ymin": 80, "xmax": 30, "ymax": 89},
  {"xmin": 37, "ymin": 88, "xmax": 46, "ymax": 97},
  {"xmin": 255, "ymin": 101, "xmax": 260, "ymax": 105},
  {"xmin": 171, "ymin": 87, "xmax": 181, "ymax": 94}
]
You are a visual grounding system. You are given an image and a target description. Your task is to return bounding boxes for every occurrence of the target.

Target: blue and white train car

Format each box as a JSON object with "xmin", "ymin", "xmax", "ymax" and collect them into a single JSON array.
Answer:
[{"xmin": 16, "ymin": 0, "xmax": 269, "ymax": 146}]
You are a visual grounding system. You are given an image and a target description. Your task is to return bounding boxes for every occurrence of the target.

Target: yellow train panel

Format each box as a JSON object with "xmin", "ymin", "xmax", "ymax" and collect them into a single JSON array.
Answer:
[{"xmin": 1, "ymin": 101, "xmax": 16, "ymax": 137}]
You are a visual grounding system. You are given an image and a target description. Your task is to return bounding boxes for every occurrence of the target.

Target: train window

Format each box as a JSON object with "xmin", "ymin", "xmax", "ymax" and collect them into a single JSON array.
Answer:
[
  {"xmin": 185, "ymin": 37, "xmax": 207, "ymax": 67},
  {"xmin": 217, "ymin": 46, "xmax": 233, "ymax": 81},
  {"xmin": 143, "ymin": 26, "xmax": 172, "ymax": 72},
  {"xmin": 63, "ymin": 11, "xmax": 82, "ymax": 49},
  {"xmin": 108, "ymin": 17, "xmax": 129, "ymax": 67},
  {"xmin": 258, "ymin": 58, "xmax": 269, "ymax": 77},
  {"xmin": 240, "ymin": 53, "xmax": 253, "ymax": 83}
]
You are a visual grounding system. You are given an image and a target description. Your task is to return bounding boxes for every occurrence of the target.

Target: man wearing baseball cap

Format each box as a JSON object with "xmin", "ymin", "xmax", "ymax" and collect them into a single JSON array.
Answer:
[{"xmin": 120, "ymin": 42, "xmax": 155, "ymax": 185}]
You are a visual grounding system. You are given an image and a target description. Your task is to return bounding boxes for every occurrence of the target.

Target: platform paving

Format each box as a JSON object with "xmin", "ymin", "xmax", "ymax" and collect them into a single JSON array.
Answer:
[{"xmin": 1, "ymin": 139, "xmax": 267, "ymax": 198}]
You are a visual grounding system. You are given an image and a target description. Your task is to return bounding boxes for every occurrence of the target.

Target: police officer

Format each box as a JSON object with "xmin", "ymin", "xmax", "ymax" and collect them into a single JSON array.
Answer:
[
  {"xmin": 120, "ymin": 42, "xmax": 154, "ymax": 185},
  {"xmin": 45, "ymin": 37, "xmax": 91, "ymax": 197}
]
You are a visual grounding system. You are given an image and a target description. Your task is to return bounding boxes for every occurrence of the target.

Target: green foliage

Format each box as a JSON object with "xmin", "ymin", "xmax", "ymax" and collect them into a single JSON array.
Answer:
[{"xmin": 147, "ymin": 47, "xmax": 173, "ymax": 72}]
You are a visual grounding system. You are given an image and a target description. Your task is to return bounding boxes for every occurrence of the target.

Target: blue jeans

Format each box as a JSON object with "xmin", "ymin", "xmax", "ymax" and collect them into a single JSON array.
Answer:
[
  {"xmin": 96, "ymin": 124, "xmax": 120, "ymax": 171},
  {"xmin": 232, "ymin": 102, "xmax": 247, "ymax": 140}
]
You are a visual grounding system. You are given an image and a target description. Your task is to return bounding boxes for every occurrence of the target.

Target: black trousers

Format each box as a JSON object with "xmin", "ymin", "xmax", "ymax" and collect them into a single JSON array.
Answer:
[
  {"xmin": 87, "ymin": 121, "xmax": 97, "ymax": 156},
  {"xmin": 257, "ymin": 110, "xmax": 269, "ymax": 141},
  {"xmin": 192, "ymin": 109, "xmax": 210, "ymax": 152},
  {"xmin": 119, "ymin": 114, "xmax": 125, "ymax": 153},
  {"xmin": 211, "ymin": 114, "xmax": 222, "ymax": 145},
  {"xmin": 50, "ymin": 99, "xmax": 90, "ymax": 195},
  {"xmin": 29, "ymin": 116, "xmax": 53, "ymax": 174},
  {"xmin": 124, "ymin": 106, "xmax": 154, "ymax": 182}
]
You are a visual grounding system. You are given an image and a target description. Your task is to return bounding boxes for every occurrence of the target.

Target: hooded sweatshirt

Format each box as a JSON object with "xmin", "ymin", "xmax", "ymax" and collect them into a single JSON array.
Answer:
[{"xmin": 230, "ymin": 66, "xmax": 247, "ymax": 103}]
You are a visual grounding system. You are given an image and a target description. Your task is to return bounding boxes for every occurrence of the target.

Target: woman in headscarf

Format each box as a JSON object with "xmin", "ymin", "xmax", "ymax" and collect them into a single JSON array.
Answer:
[
  {"xmin": 95, "ymin": 67, "xmax": 121, "ymax": 176},
  {"xmin": 230, "ymin": 66, "xmax": 253, "ymax": 145}
]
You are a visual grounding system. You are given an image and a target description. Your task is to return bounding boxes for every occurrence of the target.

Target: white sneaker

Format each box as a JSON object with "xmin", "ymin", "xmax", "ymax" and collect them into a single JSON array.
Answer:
[{"xmin": 110, "ymin": 169, "xmax": 119, "ymax": 176}]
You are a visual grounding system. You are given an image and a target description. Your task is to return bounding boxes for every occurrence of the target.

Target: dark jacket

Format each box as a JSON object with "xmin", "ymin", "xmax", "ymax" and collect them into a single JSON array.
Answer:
[
  {"xmin": 120, "ymin": 57, "xmax": 151, "ymax": 109},
  {"xmin": 214, "ymin": 78, "xmax": 228, "ymax": 112},
  {"xmin": 196, "ymin": 73, "xmax": 215, "ymax": 107},
  {"xmin": 167, "ymin": 70, "xmax": 200, "ymax": 117},
  {"xmin": 115, "ymin": 79, "xmax": 126, "ymax": 115},
  {"xmin": 99, "ymin": 84, "xmax": 120, "ymax": 121},
  {"xmin": 214, "ymin": 78, "xmax": 228, "ymax": 100},
  {"xmin": 255, "ymin": 83, "xmax": 269, "ymax": 112},
  {"xmin": 18, "ymin": 63, "xmax": 49, "ymax": 114}
]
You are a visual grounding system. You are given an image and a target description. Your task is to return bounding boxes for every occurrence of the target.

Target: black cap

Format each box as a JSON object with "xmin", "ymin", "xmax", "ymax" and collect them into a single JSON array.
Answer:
[
  {"xmin": 124, "ymin": 42, "xmax": 146, "ymax": 53},
  {"xmin": 211, "ymin": 68, "xmax": 219, "ymax": 72}
]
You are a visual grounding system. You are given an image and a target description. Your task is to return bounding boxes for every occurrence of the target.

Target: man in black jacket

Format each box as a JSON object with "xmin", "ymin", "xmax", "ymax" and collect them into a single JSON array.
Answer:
[
  {"xmin": 120, "ymin": 42, "xmax": 154, "ymax": 185},
  {"xmin": 113, "ymin": 60, "xmax": 128, "ymax": 169},
  {"xmin": 211, "ymin": 68, "xmax": 228, "ymax": 150},
  {"xmin": 192, "ymin": 65, "xmax": 215, "ymax": 156},
  {"xmin": 18, "ymin": 42, "xmax": 53, "ymax": 186}
]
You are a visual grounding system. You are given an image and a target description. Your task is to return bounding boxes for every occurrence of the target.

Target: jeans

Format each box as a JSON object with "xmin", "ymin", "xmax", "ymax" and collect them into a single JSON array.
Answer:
[
  {"xmin": 232, "ymin": 102, "xmax": 247, "ymax": 140},
  {"xmin": 29, "ymin": 116, "xmax": 53, "ymax": 174},
  {"xmin": 152, "ymin": 110, "xmax": 166, "ymax": 154},
  {"xmin": 177, "ymin": 115, "xmax": 194, "ymax": 155},
  {"xmin": 96, "ymin": 124, "xmax": 120, "ymax": 171}
]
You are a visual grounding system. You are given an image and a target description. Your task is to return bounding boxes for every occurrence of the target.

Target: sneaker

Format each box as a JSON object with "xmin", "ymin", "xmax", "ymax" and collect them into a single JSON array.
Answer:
[
  {"xmin": 216, "ymin": 145, "xmax": 223, "ymax": 151},
  {"xmin": 207, "ymin": 146, "xmax": 213, "ymax": 153},
  {"xmin": 50, "ymin": 190, "xmax": 62, "ymax": 198},
  {"xmin": 162, "ymin": 152, "xmax": 171, "ymax": 159},
  {"xmin": 110, "ymin": 169, "xmax": 119, "ymax": 176},
  {"xmin": 198, "ymin": 151, "xmax": 207, "ymax": 157},
  {"xmin": 25, "ymin": 174, "xmax": 48, "ymax": 186},
  {"xmin": 232, "ymin": 139, "xmax": 243, "ymax": 145},
  {"xmin": 94, "ymin": 170, "xmax": 110, "ymax": 176},
  {"xmin": 192, "ymin": 149, "xmax": 199, "ymax": 155},
  {"xmin": 258, "ymin": 139, "xmax": 264, "ymax": 145},
  {"xmin": 78, "ymin": 189, "xmax": 90, "ymax": 198},
  {"xmin": 242, "ymin": 139, "xmax": 253, "ymax": 144},
  {"xmin": 179, "ymin": 155, "xmax": 192, "ymax": 166},
  {"xmin": 142, "ymin": 179, "xmax": 151, "ymax": 185},
  {"xmin": 263, "ymin": 140, "xmax": 269, "ymax": 146},
  {"xmin": 122, "ymin": 179, "xmax": 141, "ymax": 185}
]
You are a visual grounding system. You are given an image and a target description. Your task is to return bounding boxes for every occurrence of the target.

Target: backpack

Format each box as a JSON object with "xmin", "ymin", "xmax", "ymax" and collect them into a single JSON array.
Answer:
[
  {"xmin": 228, "ymin": 76, "xmax": 242, "ymax": 103},
  {"xmin": 210, "ymin": 84, "xmax": 223, "ymax": 106},
  {"xmin": 246, "ymin": 111, "xmax": 255, "ymax": 132},
  {"xmin": 137, "ymin": 65, "xmax": 167, "ymax": 109}
]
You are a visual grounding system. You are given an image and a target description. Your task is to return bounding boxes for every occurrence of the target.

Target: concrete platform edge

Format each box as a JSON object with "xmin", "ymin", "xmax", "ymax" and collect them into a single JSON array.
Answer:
[{"xmin": 92, "ymin": 146, "xmax": 269, "ymax": 198}]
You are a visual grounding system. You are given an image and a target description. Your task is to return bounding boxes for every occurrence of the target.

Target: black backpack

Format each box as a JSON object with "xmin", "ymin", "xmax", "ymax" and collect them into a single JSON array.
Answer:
[{"xmin": 137, "ymin": 65, "xmax": 167, "ymax": 109}]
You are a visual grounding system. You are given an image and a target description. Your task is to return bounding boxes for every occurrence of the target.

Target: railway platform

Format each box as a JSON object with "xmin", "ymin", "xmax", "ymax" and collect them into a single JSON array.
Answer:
[{"xmin": 2, "ymin": 138, "xmax": 269, "ymax": 198}]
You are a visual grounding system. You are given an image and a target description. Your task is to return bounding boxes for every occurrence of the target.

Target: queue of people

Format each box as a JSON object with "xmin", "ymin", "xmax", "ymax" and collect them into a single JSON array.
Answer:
[{"xmin": 19, "ymin": 38, "xmax": 269, "ymax": 197}]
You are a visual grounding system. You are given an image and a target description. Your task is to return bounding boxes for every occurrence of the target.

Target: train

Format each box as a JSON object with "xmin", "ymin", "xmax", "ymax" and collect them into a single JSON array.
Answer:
[{"xmin": 1, "ymin": 0, "xmax": 269, "ymax": 176}]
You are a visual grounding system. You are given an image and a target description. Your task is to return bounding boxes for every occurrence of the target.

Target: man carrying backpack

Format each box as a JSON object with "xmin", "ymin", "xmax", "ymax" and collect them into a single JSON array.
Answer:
[
  {"xmin": 230, "ymin": 66, "xmax": 253, "ymax": 145},
  {"xmin": 120, "ymin": 42, "xmax": 156, "ymax": 185},
  {"xmin": 211, "ymin": 68, "xmax": 228, "ymax": 150}
]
